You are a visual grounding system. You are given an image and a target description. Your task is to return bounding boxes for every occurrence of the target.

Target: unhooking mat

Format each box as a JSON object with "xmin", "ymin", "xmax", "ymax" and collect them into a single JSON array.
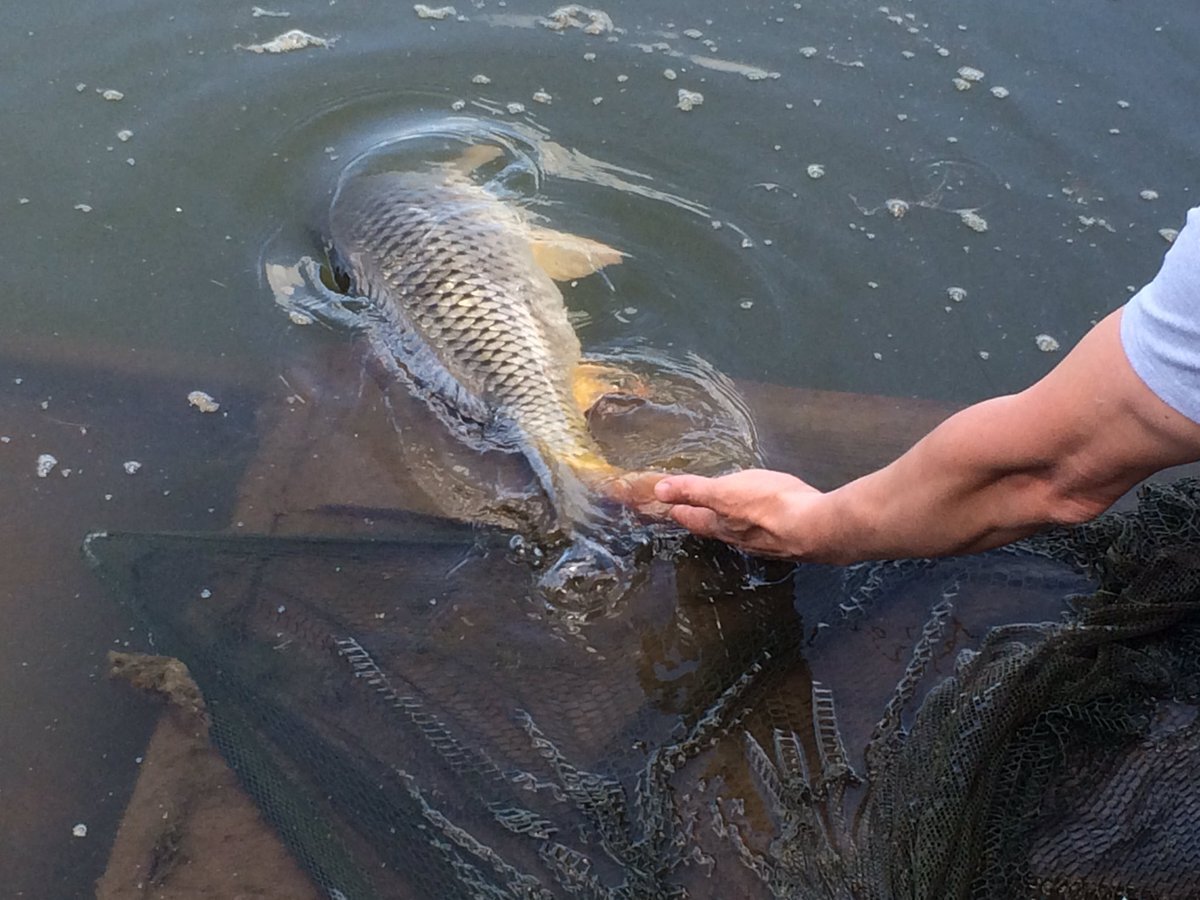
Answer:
[{"xmin": 85, "ymin": 478, "xmax": 1200, "ymax": 899}]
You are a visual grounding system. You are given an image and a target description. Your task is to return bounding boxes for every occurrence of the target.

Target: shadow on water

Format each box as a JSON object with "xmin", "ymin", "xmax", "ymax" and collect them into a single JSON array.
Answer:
[{"xmin": 2, "ymin": 0, "xmax": 1199, "ymax": 895}]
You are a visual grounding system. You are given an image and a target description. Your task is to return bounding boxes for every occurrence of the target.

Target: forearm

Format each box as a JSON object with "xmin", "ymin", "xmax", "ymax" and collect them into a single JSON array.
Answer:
[
  {"xmin": 809, "ymin": 310, "xmax": 1200, "ymax": 565},
  {"xmin": 813, "ymin": 396, "xmax": 1094, "ymax": 564}
]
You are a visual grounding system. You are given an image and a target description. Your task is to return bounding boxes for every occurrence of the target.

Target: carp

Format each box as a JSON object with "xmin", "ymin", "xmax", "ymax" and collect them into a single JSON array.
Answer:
[{"xmin": 283, "ymin": 145, "xmax": 655, "ymax": 600}]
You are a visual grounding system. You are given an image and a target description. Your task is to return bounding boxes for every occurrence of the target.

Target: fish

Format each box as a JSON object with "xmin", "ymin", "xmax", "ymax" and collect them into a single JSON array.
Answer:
[{"xmin": 284, "ymin": 145, "xmax": 655, "ymax": 599}]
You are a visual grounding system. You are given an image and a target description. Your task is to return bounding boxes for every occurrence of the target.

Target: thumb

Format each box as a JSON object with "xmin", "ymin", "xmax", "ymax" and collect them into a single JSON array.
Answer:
[{"xmin": 654, "ymin": 474, "xmax": 719, "ymax": 508}]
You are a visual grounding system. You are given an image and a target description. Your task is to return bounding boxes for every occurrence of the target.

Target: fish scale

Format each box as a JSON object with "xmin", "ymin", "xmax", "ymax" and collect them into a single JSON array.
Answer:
[{"xmin": 328, "ymin": 164, "xmax": 621, "ymax": 532}]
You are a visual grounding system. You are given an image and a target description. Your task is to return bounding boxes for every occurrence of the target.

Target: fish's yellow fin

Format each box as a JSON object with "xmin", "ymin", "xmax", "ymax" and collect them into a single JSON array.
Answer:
[
  {"xmin": 528, "ymin": 227, "xmax": 626, "ymax": 281},
  {"xmin": 571, "ymin": 361, "xmax": 649, "ymax": 414},
  {"xmin": 447, "ymin": 143, "xmax": 505, "ymax": 175}
]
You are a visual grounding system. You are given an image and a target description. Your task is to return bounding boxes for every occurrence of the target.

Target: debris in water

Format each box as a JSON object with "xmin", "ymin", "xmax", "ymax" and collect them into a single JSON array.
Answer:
[
  {"xmin": 957, "ymin": 66, "xmax": 984, "ymax": 82},
  {"xmin": 36, "ymin": 454, "xmax": 58, "ymax": 478},
  {"xmin": 683, "ymin": 28, "xmax": 703, "ymax": 39},
  {"xmin": 583, "ymin": 51, "xmax": 596, "ymax": 61},
  {"xmin": 100, "ymin": 89, "xmax": 125, "ymax": 101},
  {"xmin": 960, "ymin": 210, "xmax": 988, "ymax": 232},
  {"xmin": 901, "ymin": 50, "xmax": 915, "ymax": 59},
  {"xmin": 200, "ymin": 588, "xmax": 213, "ymax": 599},
  {"xmin": 799, "ymin": 46, "xmax": 818, "ymax": 58},
  {"xmin": 532, "ymin": 89, "xmax": 552, "ymax": 104},
  {"xmin": 1140, "ymin": 189, "xmax": 1159, "ymax": 201},
  {"xmin": 952, "ymin": 77, "xmax": 971, "ymax": 91},
  {"xmin": 251, "ymin": 5, "xmax": 291, "ymax": 16},
  {"xmin": 72, "ymin": 824, "xmax": 88, "ymax": 838},
  {"xmin": 123, "ymin": 460, "xmax": 142, "ymax": 475},
  {"xmin": 187, "ymin": 391, "xmax": 220, "ymax": 413},
  {"xmin": 74, "ymin": 203, "xmax": 93, "ymax": 213},
  {"xmin": 450, "ymin": 99, "xmax": 466, "ymax": 111},
  {"xmin": 739, "ymin": 299, "xmax": 754, "ymax": 309},
  {"xmin": 806, "ymin": 164, "xmax": 825, "ymax": 179},
  {"xmin": 978, "ymin": 350, "xmax": 990, "ymax": 360},
  {"xmin": 116, "ymin": 129, "xmax": 133, "ymax": 141},
  {"xmin": 505, "ymin": 101, "xmax": 526, "ymax": 114},
  {"xmin": 1159, "ymin": 228, "xmax": 1178, "ymax": 244},
  {"xmin": 990, "ymin": 85, "xmax": 1010, "ymax": 98},
  {"xmin": 676, "ymin": 89, "xmax": 704, "ymax": 111},
  {"xmin": 936, "ymin": 46, "xmax": 950, "ymax": 57},
  {"xmin": 886, "ymin": 198, "xmax": 909, "ymax": 218},
  {"xmin": 663, "ymin": 68, "xmax": 677, "ymax": 80},
  {"xmin": 947, "ymin": 286, "xmax": 967, "ymax": 302},
  {"xmin": 471, "ymin": 73, "xmax": 491, "ymax": 84},
  {"xmin": 414, "ymin": 4, "xmax": 456, "ymax": 19},
  {"xmin": 75, "ymin": 82, "xmax": 87, "ymax": 92},
  {"xmin": 239, "ymin": 29, "xmax": 331, "ymax": 53},
  {"xmin": 288, "ymin": 310, "xmax": 313, "ymax": 325},
  {"xmin": 1035, "ymin": 333, "xmax": 1060, "ymax": 352},
  {"xmin": 616, "ymin": 74, "xmax": 628, "ymax": 83},
  {"xmin": 1078, "ymin": 215, "xmax": 1115, "ymax": 233},
  {"xmin": 1117, "ymin": 99, "xmax": 1130, "ymax": 109},
  {"xmin": 541, "ymin": 5, "xmax": 614, "ymax": 35}
]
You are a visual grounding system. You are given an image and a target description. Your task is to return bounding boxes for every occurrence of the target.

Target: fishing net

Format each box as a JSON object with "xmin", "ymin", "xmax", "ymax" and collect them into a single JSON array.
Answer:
[{"xmin": 86, "ymin": 477, "xmax": 1200, "ymax": 899}]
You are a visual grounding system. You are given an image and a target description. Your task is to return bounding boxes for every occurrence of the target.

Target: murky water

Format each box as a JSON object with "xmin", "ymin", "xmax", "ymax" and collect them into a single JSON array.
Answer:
[{"xmin": 2, "ymin": 0, "xmax": 1197, "ymax": 895}]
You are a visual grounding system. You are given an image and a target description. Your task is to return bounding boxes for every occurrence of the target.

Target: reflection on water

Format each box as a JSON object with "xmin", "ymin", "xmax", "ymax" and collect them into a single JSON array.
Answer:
[{"xmin": 2, "ymin": 0, "xmax": 1198, "ymax": 894}]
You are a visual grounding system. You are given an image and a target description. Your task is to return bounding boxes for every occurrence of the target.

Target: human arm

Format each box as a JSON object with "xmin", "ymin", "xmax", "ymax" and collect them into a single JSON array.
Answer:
[{"xmin": 652, "ymin": 308, "xmax": 1200, "ymax": 565}]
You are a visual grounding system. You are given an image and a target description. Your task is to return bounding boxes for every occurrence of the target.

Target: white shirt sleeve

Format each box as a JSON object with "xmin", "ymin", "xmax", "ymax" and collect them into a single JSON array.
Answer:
[{"xmin": 1120, "ymin": 206, "xmax": 1200, "ymax": 424}]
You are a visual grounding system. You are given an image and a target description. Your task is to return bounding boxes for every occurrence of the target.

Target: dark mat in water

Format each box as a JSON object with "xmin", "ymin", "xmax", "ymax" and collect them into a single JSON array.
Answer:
[{"xmin": 85, "ymin": 481, "xmax": 1200, "ymax": 898}]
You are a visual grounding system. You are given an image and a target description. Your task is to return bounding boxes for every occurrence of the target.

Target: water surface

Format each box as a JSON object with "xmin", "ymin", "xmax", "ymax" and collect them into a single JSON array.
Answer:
[{"xmin": 2, "ymin": 0, "xmax": 1197, "ymax": 894}]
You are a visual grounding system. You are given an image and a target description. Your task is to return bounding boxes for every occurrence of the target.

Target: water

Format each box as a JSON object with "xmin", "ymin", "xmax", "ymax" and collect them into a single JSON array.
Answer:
[{"xmin": 1, "ymin": 0, "xmax": 1197, "ymax": 895}]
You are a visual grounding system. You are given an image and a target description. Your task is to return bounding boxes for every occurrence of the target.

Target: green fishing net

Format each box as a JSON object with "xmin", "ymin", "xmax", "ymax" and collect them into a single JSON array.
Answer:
[{"xmin": 86, "ymin": 478, "xmax": 1200, "ymax": 899}]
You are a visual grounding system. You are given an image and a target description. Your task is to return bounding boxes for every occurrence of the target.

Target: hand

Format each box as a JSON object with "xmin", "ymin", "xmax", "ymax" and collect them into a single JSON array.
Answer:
[{"xmin": 651, "ymin": 469, "xmax": 824, "ymax": 558}]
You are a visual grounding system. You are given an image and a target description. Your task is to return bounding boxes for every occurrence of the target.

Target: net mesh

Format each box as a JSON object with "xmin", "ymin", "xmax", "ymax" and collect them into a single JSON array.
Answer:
[{"xmin": 86, "ymin": 478, "xmax": 1200, "ymax": 899}]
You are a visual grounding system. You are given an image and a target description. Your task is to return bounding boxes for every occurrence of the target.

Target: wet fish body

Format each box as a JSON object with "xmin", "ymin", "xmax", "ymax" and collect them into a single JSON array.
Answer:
[{"xmin": 324, "ymin": 153, "xmax": 625, "ymax": 534}]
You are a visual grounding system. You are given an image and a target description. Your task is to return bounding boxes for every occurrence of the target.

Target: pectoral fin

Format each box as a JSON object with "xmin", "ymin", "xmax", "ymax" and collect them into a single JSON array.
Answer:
[
  {"xmin": 528, "ymin": 227, "xmax": 626, "ymax": 281},
  {"xmin": 447, "ymin": 143, "xmax": 505, "ymax": 175}
]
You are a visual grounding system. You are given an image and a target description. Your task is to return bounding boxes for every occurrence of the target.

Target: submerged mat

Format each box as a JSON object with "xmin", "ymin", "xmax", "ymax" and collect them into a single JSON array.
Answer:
[{"xmin": 87, "ymin": 480, "xmax": 1200, "ymax": 898}]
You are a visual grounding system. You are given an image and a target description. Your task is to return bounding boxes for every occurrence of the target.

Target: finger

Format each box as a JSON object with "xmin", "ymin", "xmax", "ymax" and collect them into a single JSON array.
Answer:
[
  {"xmin": 669, "ymin": 504, "xmax": 723, "ymax": 537},
  {"xmin": 654, "ymin": 474, "xmax": 720, "ymax": 508}
]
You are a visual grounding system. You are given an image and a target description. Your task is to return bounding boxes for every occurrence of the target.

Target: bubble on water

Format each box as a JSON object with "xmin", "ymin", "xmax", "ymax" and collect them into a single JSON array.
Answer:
[
  {"xmin": 117, "ymin": 129, "xmax": 133, "ymax": 141},
  {"xmin": 663, "ymin": 68, "xmax": 677, "ymax": 80},
  {"xmin": 532, "ymin": 89, "xmax": 552, "ymax": 104},
  {"xmin": 72, "ymin": 824, "xmax": 88, "ymax": 839},
  {"xmin": 123, "ymin": 460, "xmax": 142, "ymax": 475},
  {"xmin": 541, "ymin": 5, "xmax": 614, "ymax": 35},
  {"xmin": 1117, "ymin": 99, "xmax": 1131, "ymax": 109},
  {"xmin": 505, "ymin": 101, "xmax": 526, "ymax": 114},
  {"xmin": 1140, "ymin": 189, "xmax": 1159, "ymax": 201},
  {"xmin": 471, "ymin": 73, "xmax": 491, "ymax": 84},
  {"xmin": 947, "ymin": 286, "xmax": 967, "ymax": 302},
  {"xmin": 738, "ymin": 298, "xmax": 754, "ymax": 309},
  {"xmin": 978, "ymin": 350, "xmax": 990, "ymax": 360},
  {"xmin": 953, "ymin": 77, "xmax": 971, "ymax": 91},
  {"xmin": 901, "ymin": 50, "xmax": 915, "ymax": 59},
  {"xmin": 990, "ymin": 85, "xmax": 1010, "ymax": 98},
  {"xmin": 36, "ymin": 454, "xmax": 58, "ymax": 478},
  {"xmin": 237, "ymin": 29, "xmax": 328, "ymax": 52},
  {"xmin": 1159, "ymin": 228, "xmax": 1178, "ymax": 244},
  {"xmin": 239, "ymin": 29, "xmax": 330, "ymax": 53},
  {"xmin": 886, "ymin": 198, "xmax": 909, "ymax": 218},
  {"xmin": 187, "ymin": 391, "xmax": 220, "ymax": 413},
  {"xmin": 936, "ymin": 46, "xmax": 950, "ymax": 57},
  {"xmin": 592, "ymin": 96, "xmax": 604, "ymax": 105},
  {"xmin": 450, "ymin": 99, "xmax": 466, "ymax": 111},
  {"xmin": 100, "ymin": 88, "xmax": 125, "ymax": 101},
  {"xmin": 74, "ymin": 203, "xmax": 93, "ymax": 213},
  {"xmin": 957, "ymin": 66, "xmax": 984, "ymax": 82},
  {"xmin": 676, "ymin": 89, "xmax": 704, "ymax": 111},
  {"xmin": 806, "ymin": 163, "xmax": 825, "ymax": 179},
  {"xmin": 616, "ymin": 74, "xmax": 628, "ymax": 83},
  {"xmin": 960, "ymin": 210, "xmax": 988, "ymax": 232},
  {"xmin": 799, "ymin": 46, "xmax": 818, "ymax": 58},
  {"xmin": 251, "ymin": 5, "xmax": 291, "ymax": 16},
  {"xmin": 414, "ymin": 4, "xmax": 456, "ymax": 19},
  {"xmin": 1035, "ymin": 333, "xmax": 1060, "ymax": 352}
]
